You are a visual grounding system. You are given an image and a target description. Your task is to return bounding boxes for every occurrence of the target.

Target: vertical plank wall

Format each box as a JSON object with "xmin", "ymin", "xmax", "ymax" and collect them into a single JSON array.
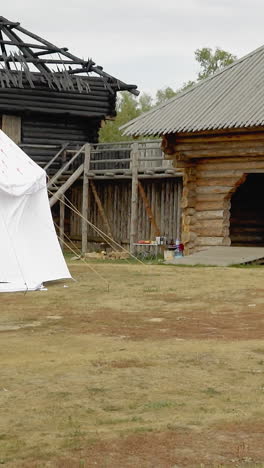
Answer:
[{"xmin": 70, "ymin": 178, "xmax": 182, "ymax": 248}]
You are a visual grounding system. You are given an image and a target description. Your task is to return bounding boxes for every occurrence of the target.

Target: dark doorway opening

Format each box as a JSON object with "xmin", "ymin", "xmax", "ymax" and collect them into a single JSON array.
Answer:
[{"xmin": 230, "ymin": 174, "xmax": 264, "ymax": 246}]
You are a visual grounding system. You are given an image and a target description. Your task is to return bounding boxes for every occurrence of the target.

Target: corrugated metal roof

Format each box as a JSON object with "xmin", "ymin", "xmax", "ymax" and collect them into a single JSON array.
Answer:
[{"xmin": 121, "ymin": 45, "xmax": 264, "ymax": 136}]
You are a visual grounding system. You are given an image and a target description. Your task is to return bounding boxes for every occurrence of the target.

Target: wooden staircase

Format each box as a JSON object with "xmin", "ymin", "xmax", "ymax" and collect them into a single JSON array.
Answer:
[{"xmin": 44, "ymin": 143, "xmax": 89, "ymax": 207}]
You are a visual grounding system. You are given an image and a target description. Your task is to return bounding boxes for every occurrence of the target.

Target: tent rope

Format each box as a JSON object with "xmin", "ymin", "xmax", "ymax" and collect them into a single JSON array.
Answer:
[
  {"xmin": 54, "ymin": 226, "xmax": 110, "ymax": 291},
  {"xmin": 47, "ymin": 183, "xmax": 145, "ymax": 266}
]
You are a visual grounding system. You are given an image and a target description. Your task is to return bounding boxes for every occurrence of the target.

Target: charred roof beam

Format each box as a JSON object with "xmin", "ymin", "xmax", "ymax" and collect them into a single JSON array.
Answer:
[
  {"xmin": 0, "ymin": 17, "xmax": 20, "ymax": 28},
  {"xmin": 2, "ymin": 25, "xmax": 50, "ymax": 75},
  {"xmin": 0, "ymin": 16, "xmax": 139, "ymax": 95},
  {"xmin": 0, "ymin": 55, "xmax": 89, "ymax": 65},
  {"xmin": 0, "ymin": 31, "xmax": 10, "ymax": 70},
  {"xmin": 15, "ymin": 20, "xmax": 139, "ymax": 96},
  {"xmin": 0, "ymin": 40, "xmax": 60, "ymax": 51},
  {"xmin": 35, "ymin": 48, "xmax": 69, "ymax": 57}
]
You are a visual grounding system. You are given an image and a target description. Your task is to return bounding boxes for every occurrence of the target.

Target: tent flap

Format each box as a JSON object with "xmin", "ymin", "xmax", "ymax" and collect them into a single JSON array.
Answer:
[{"xmin": 0, "ymin": 130, "xmax": 71, "ymax": 293}]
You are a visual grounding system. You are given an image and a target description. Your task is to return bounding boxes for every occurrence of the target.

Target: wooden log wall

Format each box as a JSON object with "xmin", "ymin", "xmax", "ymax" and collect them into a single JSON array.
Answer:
[
  {"xmin": 70, "ymin": 178, "xmax": 182, "ymax": 249},
  {"xmin": 21, "ymin": 112, "xmax": 100, "ymax": 166},
  {"xmin": 194, "ymin": 159, "xmax": 247, "ymax": 252},
  {"xmin": 0, "ymin": 76, "xmax": 116, "ymax": 117},
  {"xmin": 165, "ymin": 129, "xmax": 264, "ymax": 254}
]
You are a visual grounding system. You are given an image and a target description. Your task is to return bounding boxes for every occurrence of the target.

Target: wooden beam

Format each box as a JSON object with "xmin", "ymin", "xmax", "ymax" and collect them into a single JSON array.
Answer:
[
  {"xmin": 14, "ymin": 21, "xmax": 139, "ymax": 95},
  {"xmin": 90, "ymin": 180, "xmax": 113, "ymax": 239},
  {"xmin": 138, "ymin": 181, "xmax": 160, "ymax": 237},
  {"xmin": 0, "ymin": 55, "xmax": 84, "ymax": 65},
  {"xmin": 176, "ymin": 180, "xmax": 182, "ymax": 239},
  {"xmin": 0, "ymin": 40, "xmax": 53, "ymax": 50},
  {"xmin": 48, "ymin": 144, "xmax": 85, "ymax": 189},
  {"xmin": 82, "ymin": 144, "xmax": 91, "ymax": 254},
  {"xmin": 83, "ymin": 173, "xmax": 182, "ymax": 180},
  {"xmin": 2, "ymin": 114, "xmax": 21, "ymax": 144},
  {"xmin": 49, "ymin": 163, "xmax": 84, "ymax": 208},
  {"xmin": 0, "ymin": 31, "xmax": 10, "ymax": 70},
  {"xmin": 130, "ymin": 142, "xmax": 139, "ymax": 253},
  {"xmin": 2, "ymin": 25, "xmax": 50, "ymax": 75},
  {"xmin": 44, "ymin": 143, "xmax": 69, "ymax": 172},
  {"xmin": 172, "ymin": 145, "xmax": 264, "ymax": 159}
]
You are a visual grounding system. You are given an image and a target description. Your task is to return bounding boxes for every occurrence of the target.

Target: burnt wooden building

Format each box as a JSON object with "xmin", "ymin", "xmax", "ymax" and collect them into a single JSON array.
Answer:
[
  {"xmin": 122, "ymin": 46, "xmax": 264, "ymax": 254},
  {"xmin": 0, "ymin": 16, "xmax": 138, "ymax": 161},
  {"xmin": 0, "ymin": 16, "xmax": 183, "ymax": 252}
]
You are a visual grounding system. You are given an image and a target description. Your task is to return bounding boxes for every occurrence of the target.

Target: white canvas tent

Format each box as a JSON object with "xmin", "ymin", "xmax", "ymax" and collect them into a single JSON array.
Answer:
[{"xmin": 0, "ymin": 130, "xmax": 71, "ymax": 292}]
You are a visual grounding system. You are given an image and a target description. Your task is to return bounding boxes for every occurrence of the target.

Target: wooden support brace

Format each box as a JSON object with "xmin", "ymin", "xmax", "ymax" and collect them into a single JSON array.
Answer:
[
  {"xmin": 90, "ymin": 180, "xmax": 113, "ymax": 239},
  {"xmin": 138, "ymin": 180, "xmax": 161, "ymax": 237}
]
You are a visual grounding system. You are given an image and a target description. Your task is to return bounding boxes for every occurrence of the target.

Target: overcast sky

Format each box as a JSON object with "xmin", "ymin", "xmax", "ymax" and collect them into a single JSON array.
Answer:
[{"xmin": 2, "ymin": 1, "xmax": 263, "ymax": 97}]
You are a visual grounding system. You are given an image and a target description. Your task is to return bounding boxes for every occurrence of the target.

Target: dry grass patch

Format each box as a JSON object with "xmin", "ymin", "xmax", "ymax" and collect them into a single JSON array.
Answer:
[{"xmin": 0, "ymin": 263, "xmax": 264, "ymax": 466}]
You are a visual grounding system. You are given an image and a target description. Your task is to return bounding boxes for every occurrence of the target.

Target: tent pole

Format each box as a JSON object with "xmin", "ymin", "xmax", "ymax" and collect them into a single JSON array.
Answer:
[{"xmin": 82, "ymin": 143, "xmax": 91, "ymax": 255}]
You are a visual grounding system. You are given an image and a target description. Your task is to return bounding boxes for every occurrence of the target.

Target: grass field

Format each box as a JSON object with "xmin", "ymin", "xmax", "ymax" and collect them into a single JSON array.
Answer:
[{"xmin": 1, "ymin": 260, "xmax": 264, "ymax": 467}]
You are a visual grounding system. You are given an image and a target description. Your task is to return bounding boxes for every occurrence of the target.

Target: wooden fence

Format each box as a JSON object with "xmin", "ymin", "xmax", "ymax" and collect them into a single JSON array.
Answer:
[
  {"xmin": 70, "ymin": 177, "xmax": 182, "ymax": 249},
  {"xmin": 46, "ymin": 139, "xmax": 183, "ymax": 252}
]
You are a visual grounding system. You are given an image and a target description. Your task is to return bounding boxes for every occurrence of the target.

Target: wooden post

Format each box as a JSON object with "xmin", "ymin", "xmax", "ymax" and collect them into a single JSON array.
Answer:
[
  {"xmin": 82, "ymin": 143, "xmax": 91, "ymax": 255},
  {"xmin": 2, "ymin": 114, "xmax": 21, "ymax": 144},
  {"xmin": 176, "ymin": 180, "xmax": 182, "ymax": 240},
  {"xmin": 130, "ymin": 142, "xmax": 139, "ymax": 253},
  {"xmin": 59, "ymin": 195, "xmax": 65, "ymax": 250}
]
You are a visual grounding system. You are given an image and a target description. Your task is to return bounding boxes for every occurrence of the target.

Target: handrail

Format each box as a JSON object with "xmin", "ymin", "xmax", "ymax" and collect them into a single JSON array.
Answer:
[
  {"xmin": 86, "ymin": 166, "xmax": 174, "ymax": 175},
  {"xmin": 93, "ymin": 139, "xmax": 162, "ymax": 147},
  {"xmin": 89, "ymin": 157, "xmax": 164, "ymax": 165},
  {"xmin": 20, "ymin": 144, "xmax": 59, "ymax": 149},
  {"xmin": 48, "ymin": 143, "xmax": 86, "ymax": 189},
  {"xmin": 90, "ymin": 157, "xmax": 130, "ymax": 165},
  {"xmin": 44, "ymin": 142, "xmax": 69, "ymax": 172}
]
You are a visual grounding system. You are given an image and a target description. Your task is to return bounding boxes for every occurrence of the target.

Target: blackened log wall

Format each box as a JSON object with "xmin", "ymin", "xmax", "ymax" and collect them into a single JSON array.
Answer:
[
  {"xmin": 0, "ymin": 77, "xmax": 116, "ymax": 117},
  {"xmin": 21, "ymin": 113, "xmax": 100, "ymax": 165}
]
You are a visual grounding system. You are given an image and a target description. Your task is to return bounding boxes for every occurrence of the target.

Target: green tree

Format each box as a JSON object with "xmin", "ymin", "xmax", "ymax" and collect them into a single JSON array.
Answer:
[
  {"xmin": 179, "ymin": 80, "xmax": 196, "ymax": 92},
  {"xmin": 99, "ymin": 92, "xmax": 140, "ymax": 142},
  {"xmin": 155, "ymin": 48, "xmax": 236, "ymax": 106},
  {"xmin": 138, "ymin": 92, "xmax": 153, "ymax": 112},
  {"xmin": 99, "ymin": 47, "xmax": 237, "ymax": 142},
  {"xmin": 155, "ymin": 86, "xmax": 177, "ymax": 105},
  {"xmin": 195, "ymin": 47, "xmax": 237, "ymax": 80},
  {"xmin": 99, "ymin": 91, "xmax": 153, "ymax": 142}
]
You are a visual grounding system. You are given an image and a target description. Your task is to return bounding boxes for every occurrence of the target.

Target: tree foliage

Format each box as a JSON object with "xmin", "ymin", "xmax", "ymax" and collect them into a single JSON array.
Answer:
[
  {"xmin": 99, "ymin": 47, "xmax": 237, "ymax": 142},
  {"xmin": 156, "ymin": 87, "xmax": 177, "ymax": 105},
  {"xmin": 195, "ymin": 47, "xmax": 237, "ymax": 80},
  {"xmin": 138, "ymin": 92, "xmax": 153, "ymax": 112},
  {"xmin": 99, "ymin": 92, "xmax": 140, "ymax": 143}
]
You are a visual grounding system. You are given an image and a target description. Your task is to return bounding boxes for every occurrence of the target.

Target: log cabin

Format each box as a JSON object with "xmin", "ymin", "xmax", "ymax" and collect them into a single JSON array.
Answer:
[{"xmin": 121, "ymin": 45, "xmax": 264, "ymax": 254}]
